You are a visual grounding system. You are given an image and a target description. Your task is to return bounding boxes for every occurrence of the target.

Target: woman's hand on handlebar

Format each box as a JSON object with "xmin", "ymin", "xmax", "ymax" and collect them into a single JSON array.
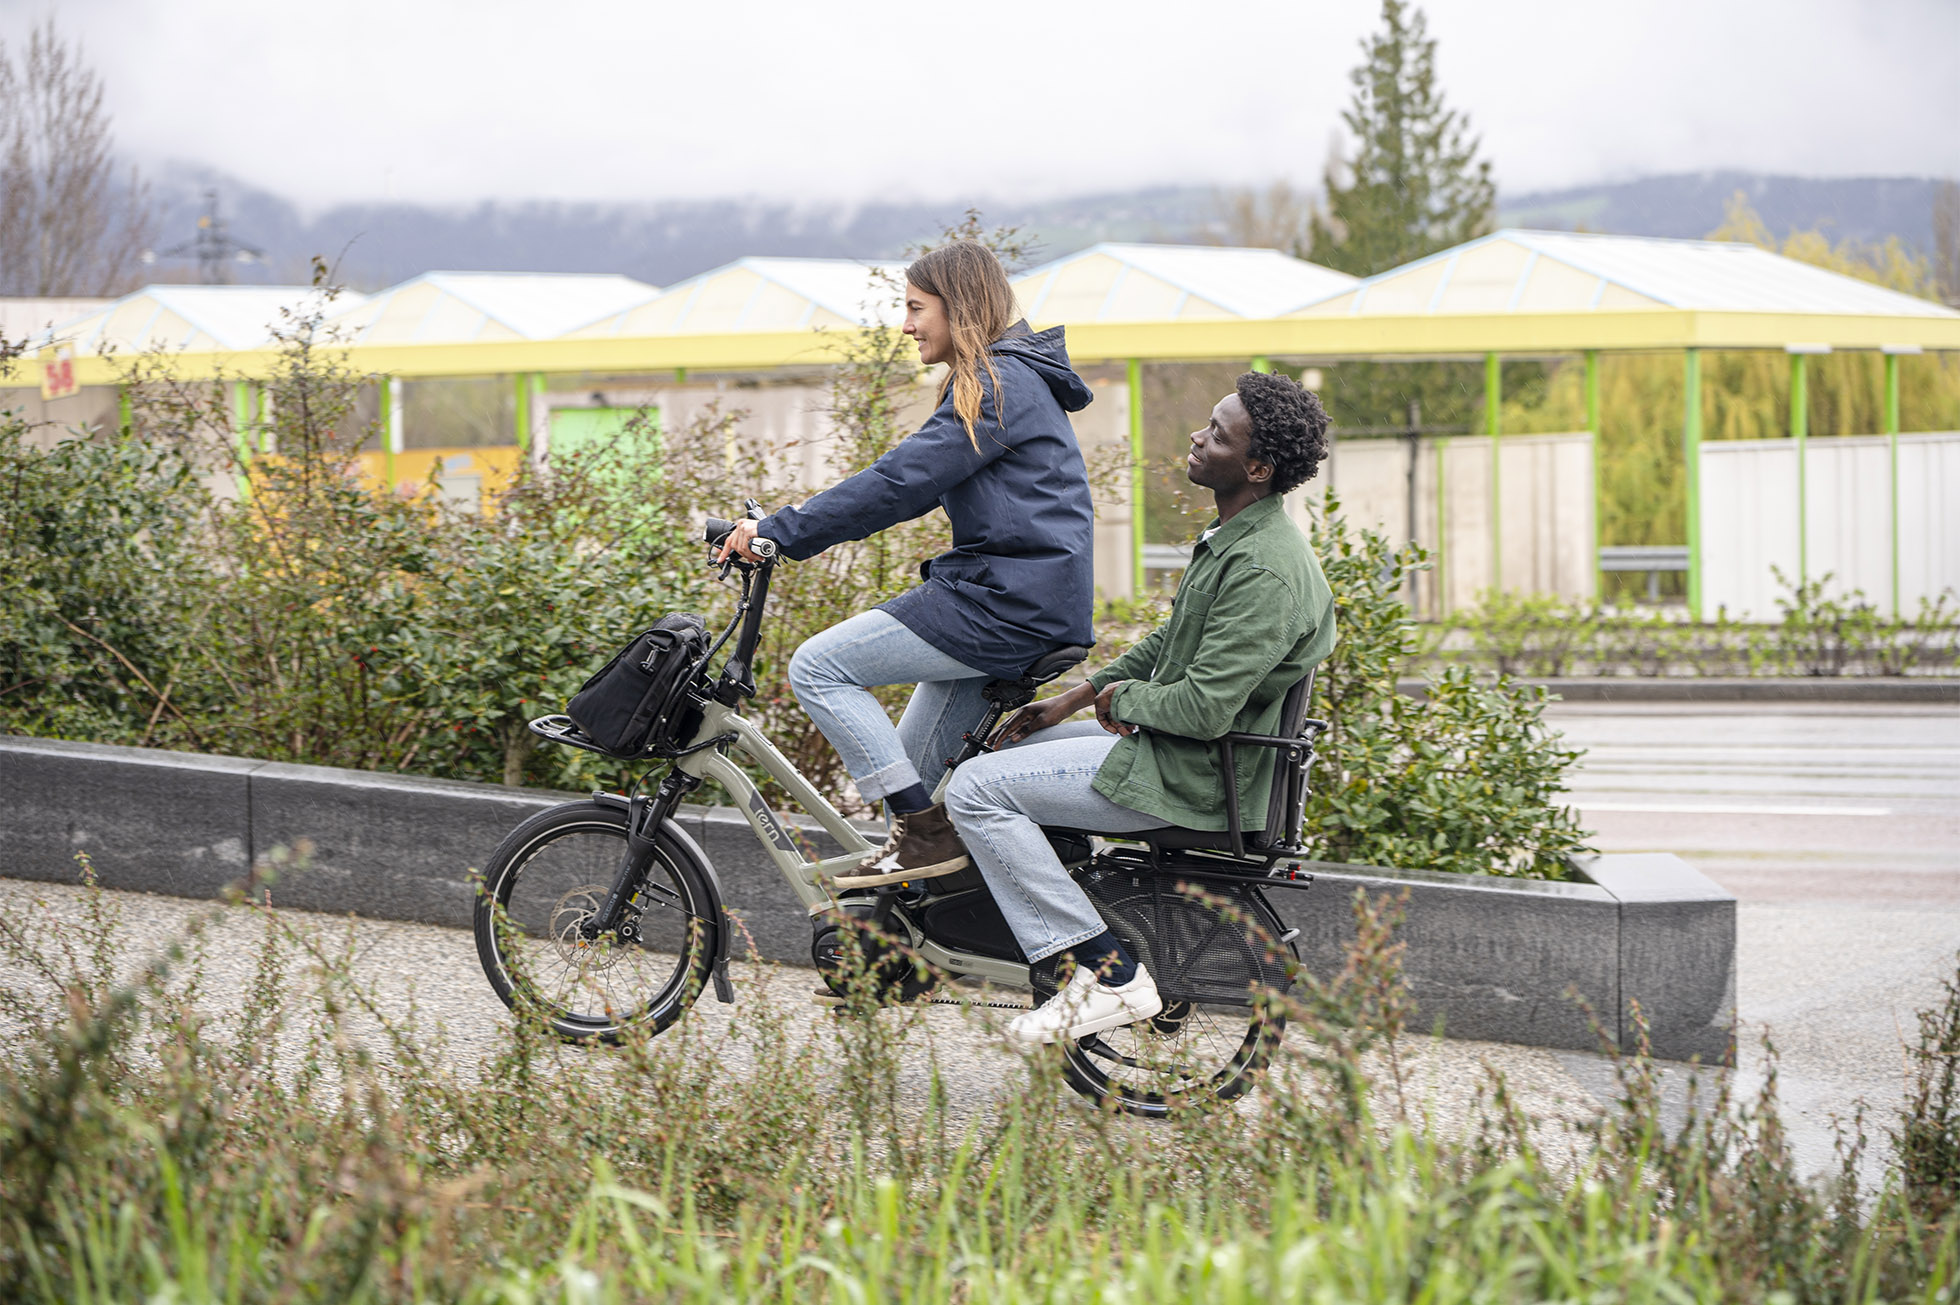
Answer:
[
  {"xmin": 999, "ymin": 681, "xmax": 1097, "ymax": 745},
  {"xmin": 715, "ymin": 518, "xmax": 763, "ymax": 564}
]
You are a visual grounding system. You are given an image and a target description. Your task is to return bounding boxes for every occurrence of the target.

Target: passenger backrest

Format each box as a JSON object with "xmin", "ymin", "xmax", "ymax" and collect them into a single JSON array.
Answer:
[{"xmin": 1256, "ymin": 665, "xmax": 1321, "ymax": 850}]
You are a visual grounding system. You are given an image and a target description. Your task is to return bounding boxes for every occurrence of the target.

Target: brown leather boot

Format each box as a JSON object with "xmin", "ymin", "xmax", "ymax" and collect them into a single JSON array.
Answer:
[{"xmin": 832, "ymin": 803, "xmax": 970, "ymax": 889}]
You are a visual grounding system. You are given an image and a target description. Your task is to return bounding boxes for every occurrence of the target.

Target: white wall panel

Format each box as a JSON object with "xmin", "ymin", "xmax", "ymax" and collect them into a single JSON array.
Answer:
[
  {"xmin": 1701, "ymin": 439, "xmax": 1800, "ymax": 619},
  {"xmin": 1700, "ymin": 432, "xmax": 1960, "ymax": 619},
  {"xmin": 1899, "ymin": 432, "xmax": 1960, "ymax": 613}
]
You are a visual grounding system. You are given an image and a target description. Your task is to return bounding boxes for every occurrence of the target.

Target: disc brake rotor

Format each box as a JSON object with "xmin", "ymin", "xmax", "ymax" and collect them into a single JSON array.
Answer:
[{"xmin": 548, "ymin": 884, "xmax": 637, "ymax": 974}]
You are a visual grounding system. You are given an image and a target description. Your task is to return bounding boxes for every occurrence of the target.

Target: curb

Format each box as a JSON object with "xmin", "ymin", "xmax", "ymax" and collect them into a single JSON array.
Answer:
[
  {"xmin": 0, "ymin": 734, "xmax": 1734, "ymax": 1064},
  {"xmin": 1399, "ymin": 676, "xmax": 1960, "ymax": 704}
]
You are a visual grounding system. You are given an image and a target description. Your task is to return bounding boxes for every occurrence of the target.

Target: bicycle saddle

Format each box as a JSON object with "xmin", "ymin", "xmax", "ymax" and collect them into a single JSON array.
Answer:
[{"xmin": 1022, "ymin": 646, "xmax": 1089, "ymax": 685}]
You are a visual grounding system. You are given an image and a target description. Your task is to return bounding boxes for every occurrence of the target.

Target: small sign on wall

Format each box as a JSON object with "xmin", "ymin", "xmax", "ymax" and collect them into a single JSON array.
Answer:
[{"xmin": 39, "ymin": 345, "xmax": 78, "ymax": 401}]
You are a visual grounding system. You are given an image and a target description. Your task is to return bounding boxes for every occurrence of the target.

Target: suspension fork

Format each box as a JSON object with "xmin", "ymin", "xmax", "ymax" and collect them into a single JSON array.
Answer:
[{"xmin": 585, "ymin": 769, "xmax": 703, "ymax": 938}]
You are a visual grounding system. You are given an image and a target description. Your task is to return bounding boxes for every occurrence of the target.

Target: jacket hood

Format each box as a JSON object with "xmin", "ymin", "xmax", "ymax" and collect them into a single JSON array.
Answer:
[{"xmin": 990, "ymin": 321, "xmax": 1093, "ymax": 413}]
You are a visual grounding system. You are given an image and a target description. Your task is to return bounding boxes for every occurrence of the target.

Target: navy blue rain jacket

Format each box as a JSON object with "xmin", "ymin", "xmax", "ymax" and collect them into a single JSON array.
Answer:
[{"xmin": 758, "ymin": 323, "xmax": 1096, "ymax": 679}]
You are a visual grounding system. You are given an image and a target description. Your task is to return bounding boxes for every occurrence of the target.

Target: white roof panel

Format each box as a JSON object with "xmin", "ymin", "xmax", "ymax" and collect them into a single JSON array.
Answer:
[
  {"xmin": 325, "ymin": 272, "xmax": 658, "ymax": 344},
  {"xmin": 569, "ymin": 257, "xmax": 904, "ymax": 336},
  {"xmin": 1307, "ymin": 230, "xmax": 1959, "ymax": 320},
  {"xmin": 39, "ymin": 285, "xmax": 353, "ymax": 355},
  {"xmin": 1015, "ymin": 243, "xmax": 1358, "ymax": 322}
]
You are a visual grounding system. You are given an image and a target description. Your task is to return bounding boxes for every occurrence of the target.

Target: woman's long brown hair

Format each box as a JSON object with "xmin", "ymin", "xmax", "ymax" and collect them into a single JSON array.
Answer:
[{"xmin": 905, "ymin": 242, "xmax": 1018, "ymax": 452}]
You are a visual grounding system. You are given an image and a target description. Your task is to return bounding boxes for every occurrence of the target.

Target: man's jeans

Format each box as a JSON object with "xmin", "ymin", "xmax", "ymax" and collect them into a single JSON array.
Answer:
[
  {"xmin": 787, "ymin": 610, "xmax": 992, "ymax": 802},
  {"xmin": 944, "ymin": 722, "xmax": 1168, "ymax": 963}
]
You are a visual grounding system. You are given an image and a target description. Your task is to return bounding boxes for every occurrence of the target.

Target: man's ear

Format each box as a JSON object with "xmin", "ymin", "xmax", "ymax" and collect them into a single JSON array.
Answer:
[{"xmin": 1247, "ymin": 457, "xmax": 1274, "ymax": 485}]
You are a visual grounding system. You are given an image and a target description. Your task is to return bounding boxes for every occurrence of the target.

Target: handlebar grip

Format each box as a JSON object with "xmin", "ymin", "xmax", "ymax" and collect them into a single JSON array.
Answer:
[{"xmin": 703, "ymin": 517, "xmax": 734, "ymax": 546}]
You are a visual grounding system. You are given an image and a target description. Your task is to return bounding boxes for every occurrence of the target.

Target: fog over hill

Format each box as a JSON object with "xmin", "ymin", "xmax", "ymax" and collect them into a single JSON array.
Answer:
[{"xmin": 147, "ymin": 164, "xmax": 1950, "ymax": 292}]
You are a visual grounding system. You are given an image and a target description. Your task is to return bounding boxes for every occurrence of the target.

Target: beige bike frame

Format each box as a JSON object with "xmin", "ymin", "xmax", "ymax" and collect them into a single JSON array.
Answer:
[{"xmin": 673, "ymin": 698, "xmax": 1031, "ymax": 988}]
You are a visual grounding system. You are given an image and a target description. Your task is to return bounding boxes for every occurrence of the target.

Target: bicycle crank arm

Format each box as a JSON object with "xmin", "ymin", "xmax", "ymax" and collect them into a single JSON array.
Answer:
[{"xmin": 1077, "ymin": 1034, "xmax": 1200, "ymax": 1078}]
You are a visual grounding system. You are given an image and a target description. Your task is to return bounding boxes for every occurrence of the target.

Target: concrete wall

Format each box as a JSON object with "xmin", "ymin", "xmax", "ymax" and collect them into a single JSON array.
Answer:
[
  {"xmin": 1306, "ymin": 431, "xmax": 1596, "ymax": 617},
  {"xmin": 0, "ymin": 735, "xmax": 1733, "ymax": 1063}
]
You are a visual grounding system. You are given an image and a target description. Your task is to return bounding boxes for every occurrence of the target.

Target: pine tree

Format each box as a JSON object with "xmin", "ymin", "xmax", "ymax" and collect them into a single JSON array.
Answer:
[{"xmin": 1309, "ymin": 0, "xmax": 1494, "ymax": 277}]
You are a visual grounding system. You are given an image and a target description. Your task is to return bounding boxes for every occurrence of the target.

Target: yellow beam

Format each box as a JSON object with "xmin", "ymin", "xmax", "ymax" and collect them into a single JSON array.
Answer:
[{"xmin": 32, "ymin": 310, "xmax": 1960, "ymax": 389}]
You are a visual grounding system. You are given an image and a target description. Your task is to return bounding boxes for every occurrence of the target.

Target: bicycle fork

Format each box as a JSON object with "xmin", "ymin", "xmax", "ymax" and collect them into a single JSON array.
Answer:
[{"xmin": 585, "ymin": 771, "xmax": 736, "ymax": 1003}]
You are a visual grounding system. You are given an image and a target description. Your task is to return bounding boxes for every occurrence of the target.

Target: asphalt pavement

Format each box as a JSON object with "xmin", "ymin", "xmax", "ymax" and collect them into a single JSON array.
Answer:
[{"xmin": 1548, "ymin": 699, "xmax": 1960, "ymax": 1180}]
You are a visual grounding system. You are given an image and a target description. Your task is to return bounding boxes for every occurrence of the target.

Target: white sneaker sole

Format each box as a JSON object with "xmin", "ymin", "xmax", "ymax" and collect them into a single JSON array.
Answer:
[{"xmin": 1006, "ymin": 991, "xmax": 1166, "ymax": 1048}]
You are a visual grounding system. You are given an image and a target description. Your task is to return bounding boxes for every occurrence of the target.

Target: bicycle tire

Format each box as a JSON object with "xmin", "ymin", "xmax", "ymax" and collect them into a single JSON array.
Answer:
[
  {"xmin": 1056, "ymin": 875, "xmax": 1294, "ymax": 1116},
  {"xmin": 474, "ymin": 800, "xmax": 719, "ymax": 1042}
]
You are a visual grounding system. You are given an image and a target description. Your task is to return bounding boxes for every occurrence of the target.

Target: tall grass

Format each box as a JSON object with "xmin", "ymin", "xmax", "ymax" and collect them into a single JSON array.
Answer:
[{"xmin": 0, "ymin": 859, "xmax": 1955, "ymax": 1302}]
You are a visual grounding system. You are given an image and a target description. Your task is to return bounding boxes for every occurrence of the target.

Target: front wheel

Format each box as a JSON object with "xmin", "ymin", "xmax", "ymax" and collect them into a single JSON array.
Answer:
[{"xmin": 474, "ymin": 801, "xmax": 719, "ymax": 1042}]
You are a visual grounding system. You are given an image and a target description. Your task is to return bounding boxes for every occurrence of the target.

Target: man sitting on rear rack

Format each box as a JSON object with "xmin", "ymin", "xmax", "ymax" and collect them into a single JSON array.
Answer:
[{"xmin": 947, "ymin": 371, "xmax": 1334, "ymax": 1047}]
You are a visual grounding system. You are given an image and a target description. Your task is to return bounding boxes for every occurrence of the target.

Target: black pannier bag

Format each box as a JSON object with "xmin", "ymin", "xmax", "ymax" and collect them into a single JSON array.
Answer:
[{"xmin": 565, "ymin": 613, "xmax": 710, "ymax": 756}]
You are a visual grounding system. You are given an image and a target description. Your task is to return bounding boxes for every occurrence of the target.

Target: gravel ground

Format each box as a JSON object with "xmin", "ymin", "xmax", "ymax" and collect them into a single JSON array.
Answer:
[{"xmin": 0, "ymin": 875, "xmax": 1605, "ymax": 1154}]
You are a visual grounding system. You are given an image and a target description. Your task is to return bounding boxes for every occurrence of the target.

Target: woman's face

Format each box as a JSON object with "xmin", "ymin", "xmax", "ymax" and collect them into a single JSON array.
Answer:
[{"xmin": 903, "ymin": 282, "xmax": 952, "ymax": 366}]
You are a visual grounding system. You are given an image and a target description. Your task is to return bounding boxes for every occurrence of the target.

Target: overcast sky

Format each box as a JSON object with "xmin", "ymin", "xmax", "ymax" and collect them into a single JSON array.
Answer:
[{"xmin": 6, "ymin": 0, "xmax": 1956, "ymax": 210}]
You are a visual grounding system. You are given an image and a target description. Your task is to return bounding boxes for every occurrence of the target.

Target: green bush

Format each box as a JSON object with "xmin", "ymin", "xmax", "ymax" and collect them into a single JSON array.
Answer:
[
  {"xmin": 1303, "ymin": 500, "xmax": 1592, "ymax": 879},
  {"xmin": 1439, "ymin": 577, "xmax": 1960, "ymax": 680}
]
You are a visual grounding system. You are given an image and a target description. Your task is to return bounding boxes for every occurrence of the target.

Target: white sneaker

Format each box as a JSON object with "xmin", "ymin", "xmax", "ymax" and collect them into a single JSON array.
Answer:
[{"xmin": 1006, "ymin": 963, "xmax": 1163, "ymax": 1048}]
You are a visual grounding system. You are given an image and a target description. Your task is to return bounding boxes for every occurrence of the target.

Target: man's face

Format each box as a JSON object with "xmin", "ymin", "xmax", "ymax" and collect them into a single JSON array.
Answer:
[{"xmin": 1187, "ymin": 393, "xmax": 1272, "ymax": 494}]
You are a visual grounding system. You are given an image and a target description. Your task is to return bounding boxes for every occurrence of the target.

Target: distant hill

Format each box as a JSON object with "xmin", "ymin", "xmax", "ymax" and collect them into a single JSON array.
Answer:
[
  {"xmin": 143, "ymin": 165, "xmax": 1948, "ymax": 293},
  {"xmin": 149, "ymin": 165, "xmax": 1221, "ymax": 291},
  {"xmin": 1497, "ymin": 171, "xmax": 1944, "ymax": 251}
]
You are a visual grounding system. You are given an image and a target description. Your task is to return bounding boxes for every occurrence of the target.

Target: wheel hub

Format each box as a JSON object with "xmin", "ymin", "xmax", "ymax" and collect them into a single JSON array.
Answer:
[{"xmin": 551, "ymin": 885, "xmax": 638, "ymax": 972}]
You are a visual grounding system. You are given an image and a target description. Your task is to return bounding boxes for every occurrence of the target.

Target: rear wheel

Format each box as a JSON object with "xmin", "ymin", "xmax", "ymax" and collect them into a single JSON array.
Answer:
[
  {"xmin": 1056, "ymin": 866, "xmax": 1295, "ymax": 1116},
  {"xmin": 474, "ymin": 801, "xmax": 718, "ymax": 1042}
]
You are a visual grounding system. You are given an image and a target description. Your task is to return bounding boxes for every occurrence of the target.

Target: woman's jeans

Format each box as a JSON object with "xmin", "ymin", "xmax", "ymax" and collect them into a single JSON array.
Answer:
[
  {"xmin": 944, "ymin": 721, "xmax": 1168, "ymax": 964},
  {"xmin": 787, "ymin": 610, "xmax": 993, "ymax": 802}
]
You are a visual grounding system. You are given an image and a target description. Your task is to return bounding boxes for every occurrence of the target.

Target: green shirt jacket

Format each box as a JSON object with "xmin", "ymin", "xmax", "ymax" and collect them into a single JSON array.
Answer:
[{"xmin": 1086, "ymin": 493, "xmax": 1337, "ymax": 831}]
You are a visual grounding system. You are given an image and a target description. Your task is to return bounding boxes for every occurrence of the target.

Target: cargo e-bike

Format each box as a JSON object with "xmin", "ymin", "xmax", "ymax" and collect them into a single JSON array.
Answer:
[{"xmin": 473, "ymin": 505, "xmax": 1328, "ymax": 1115}]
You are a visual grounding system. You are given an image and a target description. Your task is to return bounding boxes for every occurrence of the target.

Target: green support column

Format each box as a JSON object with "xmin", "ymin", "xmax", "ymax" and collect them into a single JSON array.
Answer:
[
  {"xmin": 1484, "ymin": 351, "xmax": 1501, "ymax": 593},
  {"xmin": 674, "ymin": 367, "xmax": 688, "ymax": 384},
  {"xmin": 1885, "ymin": 350, "xmax": 1901, "ymax": 617},
  {"xmin": 1790, "ymin": 352, "xmax": 1809, "ymax": 584},
  {"xmin": 379, "ymin": 376, "xmax": 397, "ymax": 488},
  {"xmin": 1585, "ymin": 350, "xmax": 1601, "ymax": 602},
  {"xmin": 230, "ymin": 381, "xmax": 252, "ymax": 499},
  {"xmin": 1249, "ymin": 356, "xmax": 1272, "ymax": 374},
  {"xmin": 1683, "ymin": 349, "xmax": 1703, "ymax": 620},
  {"xmin": 514, "ymin": 372, "xmax": 545, "ymax": 453},
  {"xmin": 1127, "ymin": 358, "xmax": 1145, "ymax": 595},
  {"xmin": 118, "ymin": 387, "xmax": 132, "ymax": 437},
  {"xmin": 514, "ymin": 374, "xmax": 530, "ymax": 453}
]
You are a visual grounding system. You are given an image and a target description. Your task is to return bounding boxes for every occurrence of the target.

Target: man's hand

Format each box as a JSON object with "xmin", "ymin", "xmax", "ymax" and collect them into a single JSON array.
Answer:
[
  {"xmin": 1094, "ymin": 680, "xmax": 1134, "ymax": 737},
  {"xmin": 714, "ymin": 518, "xmax": 762, "ymax": 564},
  {"xmin": 998, "ymin": 681, "xmax": 1095, "ymax": 745}
]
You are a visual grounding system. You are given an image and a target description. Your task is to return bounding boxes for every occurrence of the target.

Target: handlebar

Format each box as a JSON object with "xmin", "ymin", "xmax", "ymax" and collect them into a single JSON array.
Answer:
[
  {"xmin": 700, "ymin": 502, "xmax": 778, "ymax": 705},
  {"xmin": 703, "ymin": 510, "xmax": 777, "ymax": 559}
]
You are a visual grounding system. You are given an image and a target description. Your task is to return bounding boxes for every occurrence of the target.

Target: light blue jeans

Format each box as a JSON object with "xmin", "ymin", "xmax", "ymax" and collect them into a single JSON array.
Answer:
[
  {"xmin": 943, "ymin": 721, "xmax": 1169, "ymax": 963},
  {"xmin": 787, "ymin": 610, "xmax": 993, "ymax": 803}
]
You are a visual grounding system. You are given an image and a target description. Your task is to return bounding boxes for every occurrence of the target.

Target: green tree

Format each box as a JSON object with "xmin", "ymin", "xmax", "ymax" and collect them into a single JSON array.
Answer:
[
  {"xmin": 1306, "ymin": 0, "xmax": 1501, "ymax": 432},
  {"xmin": 1308, "ymin": 0, "xmax": 1494, "ymax": 278}
]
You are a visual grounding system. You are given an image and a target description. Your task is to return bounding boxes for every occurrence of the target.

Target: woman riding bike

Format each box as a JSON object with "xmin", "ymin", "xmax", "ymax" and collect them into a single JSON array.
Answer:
[{"xmin": 716, "ymin": 241, "xmax": 1095, "ymax": 883}]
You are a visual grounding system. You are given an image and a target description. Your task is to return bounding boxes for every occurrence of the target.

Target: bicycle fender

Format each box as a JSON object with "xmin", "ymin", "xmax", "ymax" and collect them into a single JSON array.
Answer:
[{"xmin": 650, "ymin": 816, "xmax": 736, "ymax": 1003}]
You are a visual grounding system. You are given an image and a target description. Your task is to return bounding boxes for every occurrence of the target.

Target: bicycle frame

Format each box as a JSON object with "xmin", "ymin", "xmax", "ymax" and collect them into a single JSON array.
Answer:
[{"xmin": 671, "ymin": 696, "xmax": 1032, "ymax": 988}]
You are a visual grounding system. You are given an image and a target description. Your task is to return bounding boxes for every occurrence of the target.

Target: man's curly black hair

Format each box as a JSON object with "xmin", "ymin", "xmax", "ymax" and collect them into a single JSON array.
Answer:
[{"xmin": 1235, "ymin": 371, "xmax": 1330, "ymax": 495}]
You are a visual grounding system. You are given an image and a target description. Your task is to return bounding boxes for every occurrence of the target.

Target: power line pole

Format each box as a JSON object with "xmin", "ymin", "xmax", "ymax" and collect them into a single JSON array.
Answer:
[{"xmin": 143, "ymin": 189, "xmax": 263, "ymax": 284}]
